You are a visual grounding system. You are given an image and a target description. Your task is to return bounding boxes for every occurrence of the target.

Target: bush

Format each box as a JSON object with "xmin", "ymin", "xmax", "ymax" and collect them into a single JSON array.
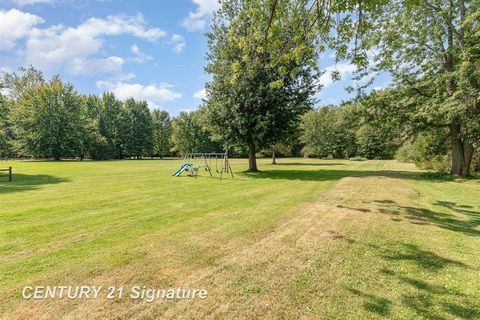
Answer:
[
  {"xmin": 395, "ymin": 141, "xmax": 415, "ymax": 163},
  {"xmin": 349, "ymin": 156, "xmax": 368, "ymax": 161},
  {"xmin": 397, "ymin": 129, "xmax": 450, "ymax": 172}
]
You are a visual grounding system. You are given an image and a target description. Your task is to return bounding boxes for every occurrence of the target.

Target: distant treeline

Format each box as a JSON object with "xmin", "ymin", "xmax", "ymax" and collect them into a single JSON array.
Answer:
[
  {"xmin": 1, "ymin": 67, "xmax": 478, "ymax": 172},
  {"xmin": 0, "ymin": 67, "xmax": 226, "ymax": 160}
]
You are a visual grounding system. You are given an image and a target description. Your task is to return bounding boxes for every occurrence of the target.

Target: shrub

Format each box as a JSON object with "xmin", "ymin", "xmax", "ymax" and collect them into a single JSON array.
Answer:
[
  {"xmin": 349, "ymin": 156, "xmax": 368, "ymax": 161},
  {"xmin": 397, "ymin": 129, "xmax": 450, "ymax": 172}
]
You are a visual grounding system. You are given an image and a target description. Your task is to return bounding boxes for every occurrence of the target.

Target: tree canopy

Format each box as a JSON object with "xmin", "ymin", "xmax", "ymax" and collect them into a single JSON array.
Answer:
[{"xmin": 205, "ymin": 0, "xmax": 320, "ymax": 171}]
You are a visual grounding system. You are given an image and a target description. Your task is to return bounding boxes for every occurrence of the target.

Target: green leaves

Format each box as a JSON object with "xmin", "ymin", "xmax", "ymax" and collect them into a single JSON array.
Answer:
[{"xmin": 205, "ymin": 0, "xmax": 319, "ymax": 160}]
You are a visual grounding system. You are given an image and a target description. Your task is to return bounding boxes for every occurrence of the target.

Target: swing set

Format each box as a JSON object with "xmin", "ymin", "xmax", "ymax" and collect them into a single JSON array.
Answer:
[{"xmin": 172, "ymin": 152, "xmax": 234, "ymax": 180}]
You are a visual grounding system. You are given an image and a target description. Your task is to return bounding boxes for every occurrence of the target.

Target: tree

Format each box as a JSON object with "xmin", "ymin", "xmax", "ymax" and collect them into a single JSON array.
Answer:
[
  {"xmin": 122, "ymin": 98, "xmax": 154, "ymax": 159},
  {"xmin": 98, "ymin": 92, "xmax": 124, "ymax": 159},
  {"xmin": 151, "ymin": 109, "xmax": 172, "ymax": 159},
  {"xmin": 79, "ymin": 95, "xmax": 106, "ymax": 160},
  {"xmin": 205, "ymin": 0, "xmax": 319, "ymax": 171},
  {"xmin": 2, "ymin": 66, "xmax": 46, "ymax": 157},
  {"xmin": 171, "ymin": 110, "xmax": 221, "ymax": 156},
  {"xmin": 0, "ymin": 92, "xmax": 11, "ymax": 158},
  {"xmin": 325, "ymin": 0, "xmax": 480, "ymax": 176},
  {"xmin": 300, "ymin": 105, "xmax": 359, "ymax": 159},
  {"xmin": 2, "ymin": 66, "xmax": 45, "ymax": 102},
  {"xmin": 14, "ymin": 76, "xmax": 84, "ymax": 160}
]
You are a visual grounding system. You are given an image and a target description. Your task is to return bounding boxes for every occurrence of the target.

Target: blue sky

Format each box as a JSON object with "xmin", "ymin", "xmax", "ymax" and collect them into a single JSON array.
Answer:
[{"xmin": 0, "ymin": 0, "xmax": 390, "ymax": 115}]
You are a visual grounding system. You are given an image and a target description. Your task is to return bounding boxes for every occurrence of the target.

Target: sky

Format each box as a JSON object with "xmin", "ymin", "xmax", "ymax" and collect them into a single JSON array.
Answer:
[{"xmin": 0, "ymin": 0, "xmax": 390, "ymax": 115}]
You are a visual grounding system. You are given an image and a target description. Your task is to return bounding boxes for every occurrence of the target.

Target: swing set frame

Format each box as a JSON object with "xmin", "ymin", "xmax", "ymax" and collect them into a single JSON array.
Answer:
[{"xmin": 177, "ymin": 152, "xmax": 234, "ymax": 180}]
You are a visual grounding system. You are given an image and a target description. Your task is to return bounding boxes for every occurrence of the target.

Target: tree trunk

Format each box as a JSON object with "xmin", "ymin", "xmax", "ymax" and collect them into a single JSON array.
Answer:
[
  {"xmin": 248, "ymin": 142, "xmax": 258, "ymax": 172},
  {"xmin": 272, "ymin": 151, "xmax": 276, "ymax": 165},
  {"xmin": 54, "ymin": 155, "xmax": 60, "ymax": 161},
  {"xmin": 450, "ymin": 122, "xmax": 473, "ymax": 177}
]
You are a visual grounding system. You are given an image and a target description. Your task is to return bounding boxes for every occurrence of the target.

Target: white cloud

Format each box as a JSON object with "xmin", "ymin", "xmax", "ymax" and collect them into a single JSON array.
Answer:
[
  {"xmin": 318, "ymin": 63, "xmax": 357, "ymax": 88},
  {"xmin": 182, "ymin": 0, "xmax": 220, "ymax": 31},
  {"xmin": 116, "ymin": 72, "xmax": 136, "ymax": 81},
  {"xmin": 23, "ymin": 13, "xmax": 165, "ymax": 75},
  {"xmin": 96, "ymin": 80, "xmax": 182, "ymax": 104},
  {"xmin": 131, "ymin": 44, "xmax": 152, "ymax": 63},
  {"xmin": 77, "ymin": 14, "xmax": 166, "ymax": 41},
  {"xmin": 68, "ymin": 56, "xmax": 124, "ymax": 75},
  {"xmin": 0, "ymin": 9, "xmax": 44, "ymax": 50},
  {"xmin": 193, "ymin": 88, "xmax": 206, "ymax": 99},
  {"xmin": 169, "ymin": 34, "xmax": 186, "ymax": 53},
  {"xmin": 12, "ymin": 0, "xmax": 55, "ymax": 5}
]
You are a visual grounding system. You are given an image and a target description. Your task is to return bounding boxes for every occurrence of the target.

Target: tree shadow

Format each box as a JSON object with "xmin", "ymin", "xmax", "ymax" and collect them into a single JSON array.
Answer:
[
  {"xmin": 346, "ymin": 240, "xmax": 477, "ymax": 319},
  {"xmin": 337, "ymin": 204, "xmax": 372, "ymax": 213},
  {"xmin": 382, "ymin": 243, "xmax": 468, "ymax": 270},
  {"xmin": 272, "ymin": 162, "xmax": 346, "ymax": 166},
  {"xmin": 241, "ymin": 169, "xmax": 356, "ymax": 181},
  {"xmin": 373, "ymin": 200, "xmax": 480, "ymax": 237},
  {"xmin": 240, "ymin": 168, "xmax": 459, "ymax": 183},
  {"xmin": 348, "ymin": 288, "xmax": 392, "ymax": 316},
  {"xmin": 0, "ymin": 174, "xmax": 69, "ymax": 194}
]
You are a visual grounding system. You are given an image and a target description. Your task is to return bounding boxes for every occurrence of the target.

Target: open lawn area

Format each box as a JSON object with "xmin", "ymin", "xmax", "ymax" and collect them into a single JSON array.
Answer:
[{"xmin": 1, "ymin": 158, "xmax": 479, "ymax": 319}]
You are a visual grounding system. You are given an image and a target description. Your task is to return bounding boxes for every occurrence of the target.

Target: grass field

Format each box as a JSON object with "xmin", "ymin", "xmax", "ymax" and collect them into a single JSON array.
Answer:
[{"xmin": 0, "ymin": 158, "xmax": 479, "ymax": 319}]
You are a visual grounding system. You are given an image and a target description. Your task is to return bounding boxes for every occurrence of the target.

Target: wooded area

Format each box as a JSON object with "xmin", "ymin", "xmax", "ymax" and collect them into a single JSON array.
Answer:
[{"xmin": 1, "ymin": 0, "xmax": 478, "ymax": 177}]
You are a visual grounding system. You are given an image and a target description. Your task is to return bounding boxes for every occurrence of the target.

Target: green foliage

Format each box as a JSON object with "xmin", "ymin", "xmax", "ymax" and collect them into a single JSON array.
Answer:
[
  {"xmin": 1, "ymin": 68, "xmax": 166, "ymax": 160},
  {"xmin": 13, "ymin": 76, "xmax": 84, "ymax": 159},
  {"xmin": 396, "ymin": 129, "xmax": 451, "ymax": 172},
  {"xmin": 171, "ymin": 110, "xmax": 221, "ymax": 156},
  {"xmin": 329, "ymin": 0, "xmax": 480, "ymax": 175},
  {"xmin": 151, "ymin": 109, "xmax": 172, "ymax": 158},
  {"xmin": 356, "ymin": 124, "xmax": 400, "ymax": 160},
  {"xmin": 301, "ymin": 96, "xmax": 402, "ymax": 160},
  {"xmin": 0, "ymin": 92, "xmax": 10, "ymax": 157},
  {"xmin": 98, "ymin": 92, "xmax": 124, "ymax": 159},
  {"xmin": 205, "ymin": 0, "xmax": 319, "ymax": 170},
  {"xmin": 122, "ymin": 98, "xmax": 154, "ymax": 158},
  {"xmin": 348, "ymin": 156, "xmax": 367, "ymax": 161},
  {"xmin": 301, "ymin": 105, "xmax": 358, "ymax": 158}
]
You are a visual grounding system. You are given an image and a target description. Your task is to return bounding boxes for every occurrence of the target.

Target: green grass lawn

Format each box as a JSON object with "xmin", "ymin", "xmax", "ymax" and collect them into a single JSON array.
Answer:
[{"xmin": 0, "ymin": 158, "xmax": 479, "ymax": 319}]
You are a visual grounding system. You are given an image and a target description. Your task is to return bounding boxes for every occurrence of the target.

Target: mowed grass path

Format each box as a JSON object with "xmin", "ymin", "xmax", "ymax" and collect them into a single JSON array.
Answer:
[{"xmin": 0, "ymin": 159, "xmax": 479, "ymax": 319}]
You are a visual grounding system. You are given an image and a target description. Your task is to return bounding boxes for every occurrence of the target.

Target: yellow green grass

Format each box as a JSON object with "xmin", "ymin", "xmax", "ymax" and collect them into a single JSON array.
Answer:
[{"xmin": 0, "ymin": 158, "xmax": 479, "ymax": 319}]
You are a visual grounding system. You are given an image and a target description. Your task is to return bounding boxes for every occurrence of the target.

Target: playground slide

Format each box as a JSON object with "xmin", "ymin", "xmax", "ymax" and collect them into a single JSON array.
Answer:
[{"xmin": 172, "ymin": 164, "xmax": 190, "ymax": 177}]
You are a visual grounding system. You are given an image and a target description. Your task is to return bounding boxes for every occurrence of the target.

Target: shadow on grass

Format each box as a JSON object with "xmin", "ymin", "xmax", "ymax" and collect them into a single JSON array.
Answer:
[
  {"xmin": 240, "ymin": 168, "xmax": 460, "ymax": 183},
  {"xmin": 348, "ymin": 288, "xmax": 392, "ymax": 316},
  {"xmin": 345, "ymin": 240, "xmax": 478, "ymax": 319},
  {"xmin": 383, "ymin": 243, "xmax": 468, "ymax": 270},
  {"xmin": 272, "ymin": 162, "xmax": 346, "ymax": 166},
  {"xmin": 373, "ymin": 200, "xmax": 480, "ymax": 237},
  {"xmin": 0, "ymin": 174, "xmax": 69, "ymax": 194}
]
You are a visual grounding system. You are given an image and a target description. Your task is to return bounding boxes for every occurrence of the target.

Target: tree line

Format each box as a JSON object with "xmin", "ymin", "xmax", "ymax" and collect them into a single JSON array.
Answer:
[
  {"xmin": 3, "ymin": 66, "xmax": 473, "ymax": 174},
  {"xmin": 1, "ymin": 0, "xmax": 479, "ymax": 177},
  {"xmin": 0, "ymin": 67, "xmax": 222, "ymax": 160}
]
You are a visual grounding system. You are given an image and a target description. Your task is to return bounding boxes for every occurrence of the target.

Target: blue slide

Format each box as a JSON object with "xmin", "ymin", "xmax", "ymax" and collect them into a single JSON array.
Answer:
[{"xmin": 172, "ymin": 163, "xmax": 190, "ymax": 177}]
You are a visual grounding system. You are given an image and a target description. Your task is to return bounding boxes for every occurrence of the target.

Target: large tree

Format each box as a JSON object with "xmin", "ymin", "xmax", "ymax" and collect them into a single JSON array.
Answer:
[
  {"xmin": 314, "ymin": 0, "xmax": 480, "ymax": 176},
  {"xmin": 14, "ymin": 76, "xmax": 84, "ymax": 160},
  {"xmin": 151, "ymin": 109, "xmax": 172, "ymax": 159},
  {"xmin": 98, "ymin": 92, "xmax": 124, "ymax": 159},
  {"xmin": 0, "ymin": 92, "xmax": 11, "ymax": 158},
  {"xmin": 205, "ymin": 0, "xmax": 319, "ymax": 171},
  {"xmin": 122, "ymin": 98, "xmax": 154, "ymax": 159}
]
